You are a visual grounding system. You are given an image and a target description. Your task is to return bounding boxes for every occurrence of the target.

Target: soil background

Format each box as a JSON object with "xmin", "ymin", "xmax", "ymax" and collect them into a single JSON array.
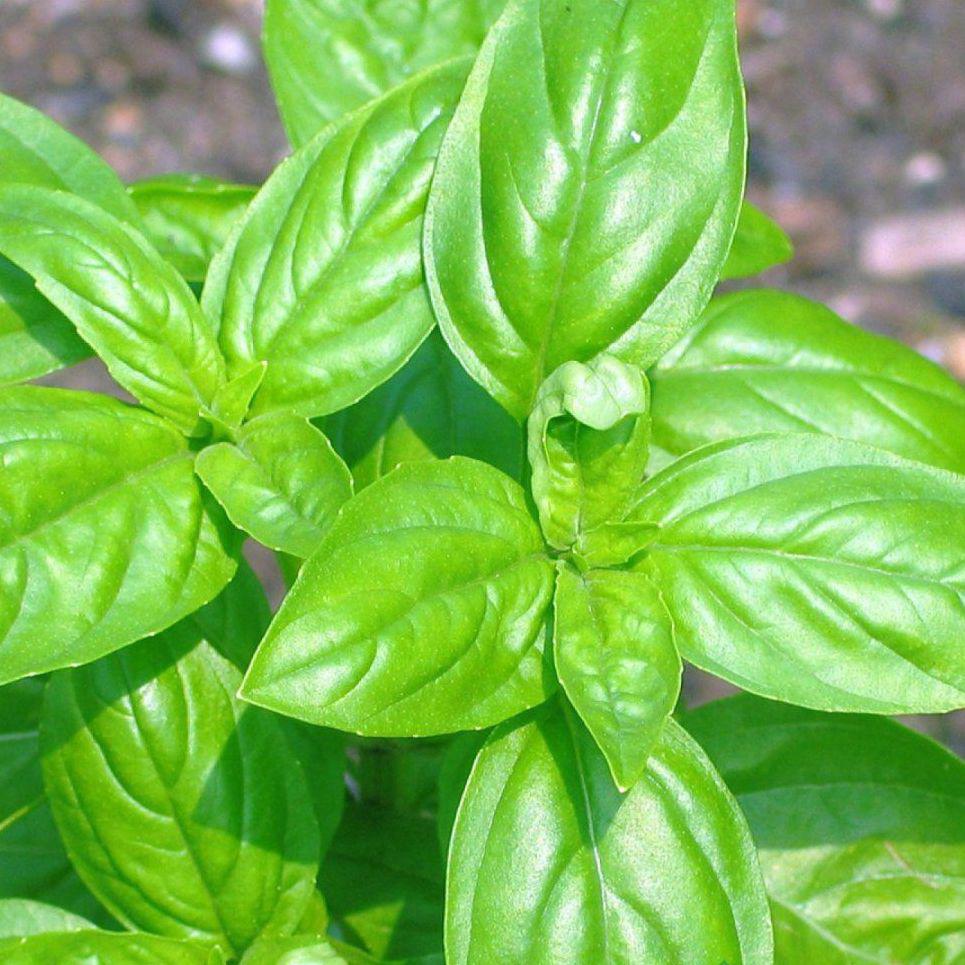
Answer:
[{"xmin": 2, "ymin": 0, "xmax": 963, "ymax": 751}]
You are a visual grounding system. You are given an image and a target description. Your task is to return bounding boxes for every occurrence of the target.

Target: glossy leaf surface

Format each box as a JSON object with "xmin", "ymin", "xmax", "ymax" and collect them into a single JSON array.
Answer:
[
  {"xmin": 0, "ymin": 931, "xmax": 221, "ymax": 964},
  {"xmin": 129, "ymin": 175, "xmax": 256, "ymax": 282},
  {"xmin": 684, "ymin": 695, "xmax": 965, "ymax": 964},
  {"xmin": 425, "ymin": 0, "xmax": 746, "ymax": 418},
  {"xmin": 263, "ymin": 0, "xmax": 503, "ymax": 144},
  {"xmin": 554, "ymin": 566, "xmax": 679, "ymax": 790},
  {"xmin": 0, "ymin": 899, "xmax": 94, "ymax": 938},
  {"xmin": 41, "ymin": 633, "xmax": 321, "ymax": 956},
  {"xmin": 0, "ymin": 186, "xmax": 226, "ymax": 436},
  {"xmin": 632, "ymin": 434, "xmax": 965, "ymax": 712},
  {"xmin": 204, "ymin": 61, "xmax": 468, "ymax": 421},
  {"xmin": 0, "ymin": 386, "xmax": 237, "ymax": 686},
  {"xmin": 447, "ymin": 704, "xmax": 772, "ymax": 963},
  {"xmin": 719, "ymin": 202, "xmax": 792, "ymax": 281},
  {"xmin": 650, "ymin": 290, "xmax": 965, "ymax": 472},
  {"xmin": 196, "ymin": 412, "xmax": 353, "ymax": 557},
  {"xmin": 325, "ymin": 330, "xmax": 523, "ymax": 490},
  {"xmin": 527, "ymin": 356, "xmax": 650, "ymax": 555},
  {"xmin": 241, "ymin": 458, "xmax": 555, "ymax": 735}
]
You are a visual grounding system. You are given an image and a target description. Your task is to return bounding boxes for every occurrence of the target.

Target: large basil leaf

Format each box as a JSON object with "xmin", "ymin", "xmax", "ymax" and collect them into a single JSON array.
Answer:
[
  {"xmin": 631, "ymin": 434, "xmax": 965, "ymax": 713},
  {"xmin": 325, "ymin": 331, "xmax": 523, "ymax": 491},
  {"xmin": 41, "ymin": 632, "xmax": 321, "ymax": 956},
  {"xmin": 0, "ymin": 186, "xmax": 227, "ymax": 436},
  {"xmin": 0, "ymin": 386, "xmax": 237, "ymax": 685},
  {"xmin": 447, "ymin": 703, "xmax": 772, "ymax": 963},
  {"xmin": 241, "ymin": 457, "xmax": 555, "ymax": 735},
  {"xmin": 0, "ymin": 899, "xmax": 94, "ymax": 938},
  {"xmin": 424, "ymin": 0, "xmax": 746, "ymax": 418},
  {"xmin": 527, "ymin": 356, "xmax": 650, "ymax": 556},
  {"xmin": 650, "ymin": 290, "xmax": 965, "ymax": 473},
  {"xmin": 683, "ymin": 695, "xmax": 965, "ymax": 964},
  {"xmin": 0, "ymin": 931, "xmax": 221, "ymax": 964},
  {"xmin": 319, "ymin": 803, "xmax": 444, "ymax": 961},
  {"xmin": 264, "ymin": 0, "xmax": 503, "ymax": 145},
  {"xmin": 554, "ymin": 565, "xmax": 679, "ymax": 791},
  {"xmin": 203, "ymin": 61, "xmax": 468, "ymax": 421},
  {"xmin": 196, "ymin": 412, "xmax": 353, "ymax": 558},
  {"xmin": 129, "ymin": 175, "xmax": 256, "ymax": 283},
  {"xmin": 719, "ymin": 202, "xmax": 792, "ymax": 281}
]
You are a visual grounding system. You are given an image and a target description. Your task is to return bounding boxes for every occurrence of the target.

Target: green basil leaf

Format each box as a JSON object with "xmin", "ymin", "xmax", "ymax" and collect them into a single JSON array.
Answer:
[
  {"xmin": 203, "ymin": 61, "xmax": 469, "ymax": 421},
  {"xmin": 436, "ymin": 731, "xmax": 488, "ymax": 856},
  {"xmin": 424, "ymin": 0, "xmax": 746, "ymax": 418},
  {"xmin": 319, "ymin": 803, "xmax": 444, "ymax": 961},
  {"xmin": 527, "ymin": 356, "xmax": 650, "ymax": 556},
  {"xmin": 632, "ymin": 434, "xmax": 965, "ymax": 713},
  {"xmin": 264, "ymin": 0, "xmax": 503, "ymax": 145},
  {"xmin": 719, "ymin": 202, "xmax": 793, "ymax": 281},
  {"xmin": 0, "ymin": 899, "xmax": 94, "ymax": 938},
  {"xmin": 350, "ymin": 738, "xmax": 446, "ymax": 816},
  {"xmin": 683, "ymin": 694, "xmax": 965, "ymax": 964},
  {"xmin": 41, "ymin": 633, "xmax": 321, "ymax": 956},
  {"xmin": 650, "ymin": 290, "xmax": 965, "ymax": 473},
  {"xmin": 241, "ymin": 457, "xmax": 555, "ymax": 735},
  {"xmin": 0, "ymin": 931, "xmax": 222, "ymax": 964},
  {"xmin": 196, "ymin": 412, "xmax": 353, "ymax": 558},
  {"xmin": 0, "ymin": 678, "xmax": 45, "ymax": 828},
  {"xmin": 0, "ymin": 185, "xmax": 228, "ymax": 436},
  {"xmin": 0, "ymin": 386, "xmax": 237, "ymax": 685},
  {"xmin": 128, "ymin": 175, "xmax": 257, "ymax": 283},
  {"xmin": 554, "ymin": 565, "xmax": 679, "ymax": 791},
  {"xmin": 241, "ymin": 934, "xmax": 350, "ymax": 964},
  {"xmin": 446, "ymin": 703, "xmax": 772, "ymax": 963},
  {"xmin": 324, "ymin": 331, "xmax": 523, "ymax": 491}
]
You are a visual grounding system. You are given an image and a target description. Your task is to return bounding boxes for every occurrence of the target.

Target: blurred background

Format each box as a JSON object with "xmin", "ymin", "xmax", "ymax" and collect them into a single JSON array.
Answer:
[{"xmin": 1, "ymin": 0, "xmax": 963, "ymax": 747}]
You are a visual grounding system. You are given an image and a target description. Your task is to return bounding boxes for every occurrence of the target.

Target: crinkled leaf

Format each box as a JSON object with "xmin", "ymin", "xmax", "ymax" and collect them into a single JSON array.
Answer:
[
  {"xmin": 554, "ymin": 565, "xmax": 679, "ymax": 791},
  {"xmin": 0, "ymin": 386, "xmax": 237, "ymax": 686},
  {"xmin": 650, "ymin": 289, "xmax": 965, "ymax": 473},
  {"xmin": 325, "ymin": 330, "xmax": 523, "ymax": 491},
  {"xmin": 0, "ymin": 931, "xmax": 222, "ymax": 964},
  {"xmin": 319, "ymin": 803, "xmax": 444, "ymax": 961},
  {"xmin": 0, "ymin": 186, "xmax": 227, "ymax": 436},
  {"xmin": 719, "ymin": 202, "xmax": 792, "ymax": 281},
  {"xmin": 196, "ymin": 412, "xmax": 353, "ymax": 558},
  {"xmin": 41, "ymin": 633, "xmax": 321, "ymax": 956},
  {"xmin": 264, "ymin": 0, "xmax": 503, "ymax": 145},
  {"xmin": 241, "ymin": 457, "xmax": 555, "ymax": 735},
  {"xmin": 683, "ymin": 694, "xmax": 965, "ymax": 964},
  {"xmin": 203, "ymin": 61, "xmax": 469, "ymax": 421},
  {"xmin": 446, "ymin": 703, "xmax": 772, "ymax": 963},
  {"xmin": 0, "ymin": 899, "xmax": 94, "ymax": 938},
  {"xmin": 128, "ymin": 175, "xmax": 256, "ymax": 283},
  {"xmin": 631, "ymin": 434, "xmax": 965, "ymax": 713},
  {"xmin": 425, "ymin": 0, "xmax": 746, "ymax": 418},
  {"xmin": 527, "ymin": 356, "xmax": 650, "ymax": 556}
]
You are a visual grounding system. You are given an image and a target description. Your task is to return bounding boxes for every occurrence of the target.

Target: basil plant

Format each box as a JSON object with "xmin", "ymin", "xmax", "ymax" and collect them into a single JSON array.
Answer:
[{"xmin": 1, "ymin": 1, "xmax": 963, "ymax": 962}]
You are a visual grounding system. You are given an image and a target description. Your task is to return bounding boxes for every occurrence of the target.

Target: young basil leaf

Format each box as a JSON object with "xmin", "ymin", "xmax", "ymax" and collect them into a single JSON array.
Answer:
[
  {"xmin": 0, "ymin": 899, "xmax": 94, "ymax": 938},
  {"xmin": 0, "ymin": 186, "xmax": 227, "ymax": 436},
  {"xmin": 128, "ymin": 175, "xmax": 257, "ymax": 283},
  {"xmin": 196, "ymin": 412, "xmax": 353, "ymax": 558},
  {"xmin": 436, "ymin": 731, "xmax": 489, "ymax": 856},
  {"xmin": 324, "ymin": 330, "xmax": 524, "ymax": 490},
  {"xmin": 527, "ymin": 356, "xmax": 650, "ymax": 556},
  {"xmin": 240, "ymin": 457, "xmax": 555, "ymax": 736},
  {"xmin": 554, "ymin": 565, "xmax": 680, "ymax": 791},
  {"xmin": 424, "ymin": 0, "xmax": 746, "ymax": 418},
  {"xmin": 446, "ymin": 703, "xmax": 772, "ymax": 963},
  {"xmin": 41, "ymin": 632, "xmax": 321, "ymax": 956},
  {"xmin": 264, "ymin": 0, "xmax": 503, "ymax": 145},
  {"xmin": 319, "ymin": 803, "xmax": 444, "ymax": 961},
  {"xmin": 719, "ymin": 201, "xmax": 793, "ymax": 281},
  {"xmin": 0, "ymin": 386, "xmax": 238, "ymax": 686},
  {"xmin": 0, "ymin": 931, "xmax": 223, "ymax": 964},
  {"xmin": 240, "ymin": 934, "xmax": 351, "ymax": 964},
  {"xmin": 650, "ymin": 289, "xmax": 965, "ymax": 473},
  {"xmin": 203, "ymin": 60, "xmax": 469, "ymax": 422},
  {"xmin": 683, "ymin": 694, "xmax": 965, "ymax": 964},
  {"xmin": 631, "ymin": 434, "xmax": 965, "ymax": 713}
]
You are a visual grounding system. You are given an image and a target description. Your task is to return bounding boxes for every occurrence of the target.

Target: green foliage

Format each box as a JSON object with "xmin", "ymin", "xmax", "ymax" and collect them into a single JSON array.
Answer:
[{"xmin": 0, "ymin": 3, "xmax": 962, "ymax": 962}]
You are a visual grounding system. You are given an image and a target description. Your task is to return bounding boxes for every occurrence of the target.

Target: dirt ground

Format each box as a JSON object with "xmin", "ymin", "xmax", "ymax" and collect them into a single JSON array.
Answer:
[{"xmin": 1, "ymin": 0, "xmax": 963, "ymax": 751}]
